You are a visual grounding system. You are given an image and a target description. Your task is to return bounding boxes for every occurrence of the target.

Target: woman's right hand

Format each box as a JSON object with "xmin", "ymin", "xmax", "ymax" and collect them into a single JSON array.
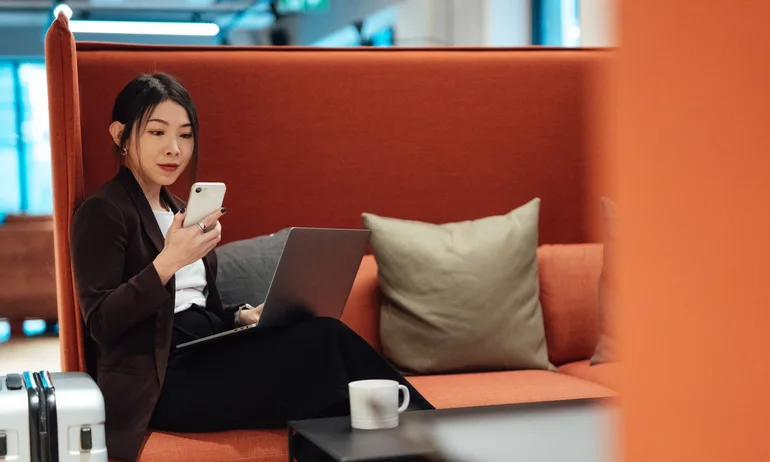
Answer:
[{"xmin": 153, "ymin": 208, "xmax": 226, "ymax": 284}]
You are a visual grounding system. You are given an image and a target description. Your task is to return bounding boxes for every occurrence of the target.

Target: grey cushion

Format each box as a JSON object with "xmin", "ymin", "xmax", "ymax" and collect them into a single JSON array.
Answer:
[{"xmin": 215, "ymin": 228, "xmax": 291, "ymax": 306}]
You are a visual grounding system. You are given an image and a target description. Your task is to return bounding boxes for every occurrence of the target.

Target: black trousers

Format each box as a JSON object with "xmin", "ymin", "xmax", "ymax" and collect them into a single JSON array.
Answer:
[{"xmin": 149, "ymin": 305, "xmax": 433, "ymax": 433}]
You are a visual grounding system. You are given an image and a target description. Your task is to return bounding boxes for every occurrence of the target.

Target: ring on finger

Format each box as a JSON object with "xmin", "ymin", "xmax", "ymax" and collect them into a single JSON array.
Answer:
[{"xmin": 197, "ymin": 222, "xmax": 207, "ymax": 233}]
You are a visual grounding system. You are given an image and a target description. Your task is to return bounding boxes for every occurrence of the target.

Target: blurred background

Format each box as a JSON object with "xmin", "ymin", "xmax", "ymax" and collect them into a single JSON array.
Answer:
[{"xmin": 0, "ymin": 0, "xmax": 614, "ymax": 369}]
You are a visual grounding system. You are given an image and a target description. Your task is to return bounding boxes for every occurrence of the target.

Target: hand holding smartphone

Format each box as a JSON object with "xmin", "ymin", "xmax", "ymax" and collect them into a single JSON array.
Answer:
[
  {"xmin": 183, "ymin": 182, "xmax": 227, "ymax": 228},
  {"xmin": 153, "ymin": 182, "xmax": 227, "ymax": 284}
]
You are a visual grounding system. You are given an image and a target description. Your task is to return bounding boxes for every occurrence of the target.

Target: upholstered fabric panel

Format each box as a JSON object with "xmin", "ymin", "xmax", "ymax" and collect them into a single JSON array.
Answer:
[{"xmin": 74, "ymin": 45, "xmax": 603, "ymax": 247}]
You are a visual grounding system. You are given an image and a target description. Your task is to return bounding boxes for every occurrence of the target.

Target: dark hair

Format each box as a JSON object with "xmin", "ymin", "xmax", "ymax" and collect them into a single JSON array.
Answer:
[{"xmin": 111, "ymin": 72, "xmax": 199, "ymax": 177}]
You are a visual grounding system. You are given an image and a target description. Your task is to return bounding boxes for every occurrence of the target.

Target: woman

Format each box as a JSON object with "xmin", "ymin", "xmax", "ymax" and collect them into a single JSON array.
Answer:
[{"xmin": 70, "ymin": 72, "xmax": 433, "ymax": 462}]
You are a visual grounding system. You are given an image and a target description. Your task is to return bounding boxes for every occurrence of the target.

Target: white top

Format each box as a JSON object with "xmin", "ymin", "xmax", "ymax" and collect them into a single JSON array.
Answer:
[{"xmin": 153, "ymin": 209, "xmax": 208, "ymax": 313}]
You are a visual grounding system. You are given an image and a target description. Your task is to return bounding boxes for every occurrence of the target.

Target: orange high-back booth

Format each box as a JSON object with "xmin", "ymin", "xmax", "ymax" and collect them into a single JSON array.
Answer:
[{"xmin": 45, "ymin": 14, "xmax": 613, "ymax": 462}]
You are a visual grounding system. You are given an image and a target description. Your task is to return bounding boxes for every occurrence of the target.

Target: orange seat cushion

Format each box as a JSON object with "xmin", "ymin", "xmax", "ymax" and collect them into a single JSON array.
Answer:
[
  {"xmin": 137, "ymin": 429, "xmax": 287, "ymax": 462},
  {"xmin": 406, "ymin": 370, "xmax": 615, "ymax": 409},
  {"xmin": 558, "ymin": 360, "xmax": 619, "ymax": 391}
]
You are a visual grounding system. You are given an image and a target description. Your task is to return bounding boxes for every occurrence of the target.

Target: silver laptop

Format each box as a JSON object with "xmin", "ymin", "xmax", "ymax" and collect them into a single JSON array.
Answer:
[{"xmin": 175, "ymin": 227, "xmax": 371, "ymax": 349}]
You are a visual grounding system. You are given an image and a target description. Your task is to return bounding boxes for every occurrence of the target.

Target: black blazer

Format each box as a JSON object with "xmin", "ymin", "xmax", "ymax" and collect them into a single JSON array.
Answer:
[{"xmin": 70, "ymin": 166, "xmax": 239, "ymax": 461}]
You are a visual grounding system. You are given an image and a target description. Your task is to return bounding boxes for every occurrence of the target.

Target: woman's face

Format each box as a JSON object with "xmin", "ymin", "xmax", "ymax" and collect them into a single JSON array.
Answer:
[{"xmin": 112, "ymin": 100, "xmax": 194, "ymax": 188}]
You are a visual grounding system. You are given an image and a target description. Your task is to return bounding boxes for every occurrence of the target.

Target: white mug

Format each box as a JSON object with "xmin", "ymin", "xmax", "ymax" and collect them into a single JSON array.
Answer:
[{"xmin": 348, "ymin": 379, "xmax": 410, "ymax": 430}]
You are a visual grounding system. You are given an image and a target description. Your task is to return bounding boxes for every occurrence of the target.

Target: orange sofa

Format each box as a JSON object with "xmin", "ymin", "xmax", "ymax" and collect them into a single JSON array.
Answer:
[{"xmin": 45, "ymin": 14, "xmax": 615, "ymax": 462}]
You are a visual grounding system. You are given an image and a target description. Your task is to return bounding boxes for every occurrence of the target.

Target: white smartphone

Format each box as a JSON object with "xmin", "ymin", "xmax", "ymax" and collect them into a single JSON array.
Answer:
[{"xmin": 182, "ymin": 182, "xmax": 227, "ymax": 228}]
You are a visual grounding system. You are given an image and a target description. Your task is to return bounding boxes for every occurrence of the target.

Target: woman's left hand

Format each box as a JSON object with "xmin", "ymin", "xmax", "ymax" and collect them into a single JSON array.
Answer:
[{"xmin": 239, "ymin": 303, "xmax": 264, "ymax": 326}]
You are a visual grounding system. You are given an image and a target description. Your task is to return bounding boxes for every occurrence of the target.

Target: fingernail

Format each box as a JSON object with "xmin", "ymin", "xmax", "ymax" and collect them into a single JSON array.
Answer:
[
  {"xmin": 179, "ymin": 208, "xmax": 185, "ymax": 214},
  {"xmin": 220, "ymin": 207, "xmax": 227, "ymax": 213}
]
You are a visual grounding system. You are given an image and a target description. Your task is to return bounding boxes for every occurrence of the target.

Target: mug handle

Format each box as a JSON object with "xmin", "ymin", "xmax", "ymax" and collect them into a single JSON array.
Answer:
[{"xmin": 397, "ymin": 385, "xmax": 410, "ymax": 413}]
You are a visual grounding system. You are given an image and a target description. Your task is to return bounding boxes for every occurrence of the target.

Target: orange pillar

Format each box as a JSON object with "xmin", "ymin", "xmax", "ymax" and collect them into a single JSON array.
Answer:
[{"xmin": 613, "ymin": 1, "xmax": 770, "ymax": 461}]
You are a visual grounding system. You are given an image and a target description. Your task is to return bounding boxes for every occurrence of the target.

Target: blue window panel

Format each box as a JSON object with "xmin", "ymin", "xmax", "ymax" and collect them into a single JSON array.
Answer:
[
  {"xmin": 0, "ymin": 320, "xmax": 9, "ymax": 343},
  {"xmin": 0, "ymin": 61, "xmax": 53, "ymax": 219},
  {"xmin": 370, "ymin": 27, "xmax": 394, "ymax": 47},
  {"xmin": 19, "ymin": 63, "xmax": 53, "ymax": 215},
  {"xmin": 23, "ymin": 319, "xmax": 47, "ymax": 336},
  {"xmin": 532, "ymin": 0, "xmax": 581, "ymax": 46},
  {"xmin": 0, "ymin": 149, "xmax": 20, "ymax": 221},
  {"xmin": 0, "ymin": 63, "xmax": 20, "ymax": 219}
]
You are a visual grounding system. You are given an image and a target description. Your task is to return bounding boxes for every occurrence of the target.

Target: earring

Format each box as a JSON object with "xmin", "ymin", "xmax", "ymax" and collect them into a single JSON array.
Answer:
[{"xmin": 121, "ymin": 148, "xmax": 127, "ymax": 156}]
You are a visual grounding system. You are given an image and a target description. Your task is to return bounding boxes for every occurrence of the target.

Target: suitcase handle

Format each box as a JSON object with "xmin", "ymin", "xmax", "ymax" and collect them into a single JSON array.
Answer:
[
  {"xmin": 33, "ymin": 371, "xmax": 59, "ymax": 462},
  {"xmin": 23, "ymin": 371, "xmax": 43, "ymax": 462}
]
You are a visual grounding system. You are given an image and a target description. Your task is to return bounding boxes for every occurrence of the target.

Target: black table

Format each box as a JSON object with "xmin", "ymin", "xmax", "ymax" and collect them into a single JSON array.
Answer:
[{"xmin": 288, "ymin": 398, "xmax": 615, "ymax": 462}]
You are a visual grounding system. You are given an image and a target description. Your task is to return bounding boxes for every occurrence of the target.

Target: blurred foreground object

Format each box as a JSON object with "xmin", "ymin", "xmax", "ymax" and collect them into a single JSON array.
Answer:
[{"xmin": 614, "ymin": 1, "xmax": 770, "ymax": 462}]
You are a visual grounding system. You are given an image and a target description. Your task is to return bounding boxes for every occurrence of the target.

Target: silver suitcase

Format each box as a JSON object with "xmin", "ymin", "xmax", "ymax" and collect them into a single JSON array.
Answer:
[
  {"xmin": 0, "ymin": 370, "xmax": 108, "ymax": 462},
  {"xmin": 0, "ymin": 372, "xmax": 33, "ymax": 461}
]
